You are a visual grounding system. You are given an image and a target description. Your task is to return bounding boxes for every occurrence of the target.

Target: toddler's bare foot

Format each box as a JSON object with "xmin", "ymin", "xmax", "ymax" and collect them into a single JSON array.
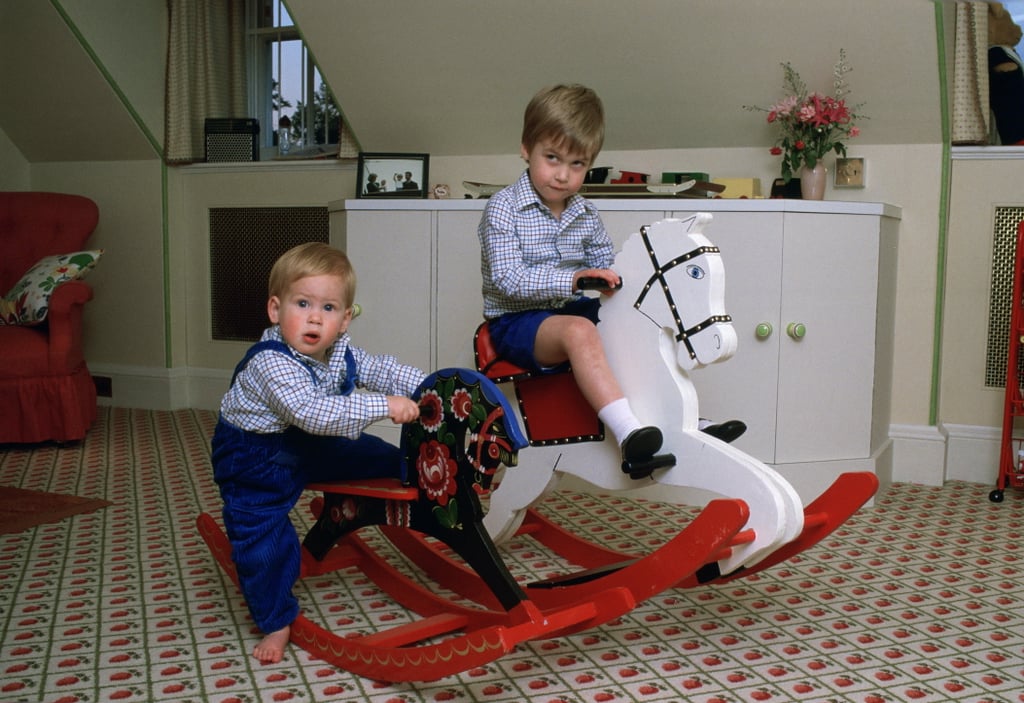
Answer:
[{"xmin": 253, "ymin": 625, "xmax": 290, "ymax": 664}]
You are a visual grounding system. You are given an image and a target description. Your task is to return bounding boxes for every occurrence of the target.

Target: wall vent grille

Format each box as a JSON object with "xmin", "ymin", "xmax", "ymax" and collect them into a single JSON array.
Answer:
[
  {"xmin": 986, "ymin": 206, "xmax": 1024, "ymax": 388},
  {"xmin": 209, "ymin": 206, "xmax": 328, "ymax": 342}
]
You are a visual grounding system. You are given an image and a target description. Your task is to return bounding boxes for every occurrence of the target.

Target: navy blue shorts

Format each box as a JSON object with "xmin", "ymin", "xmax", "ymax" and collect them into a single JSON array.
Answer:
[{"xmin": 487, "ymin": 296, "xmax": 601, "ymax": 374}]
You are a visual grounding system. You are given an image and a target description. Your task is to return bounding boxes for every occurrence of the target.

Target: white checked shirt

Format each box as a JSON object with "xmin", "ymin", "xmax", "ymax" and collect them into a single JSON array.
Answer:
[
  {"xmin": 479, "ymin": 170, "xmax": 614, "ymax": 319},
  {"xmin": 219, "ymin": 326, "xmax": 425, "ymax": 439}
]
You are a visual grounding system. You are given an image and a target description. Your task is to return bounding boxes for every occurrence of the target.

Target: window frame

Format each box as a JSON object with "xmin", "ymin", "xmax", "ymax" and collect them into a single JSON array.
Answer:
[{"xmin": 246, "ymin": 0, "xmax": 340, "ymax": 151}]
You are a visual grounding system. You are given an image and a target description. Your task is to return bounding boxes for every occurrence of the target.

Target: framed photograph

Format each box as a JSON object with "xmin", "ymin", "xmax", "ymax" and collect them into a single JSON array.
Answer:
[
  {"xmin": 356, "ymin": 152, "xmax": 429, "ymax": 198},
  {"xmin": 834, "ymin": 157, "xmax": 866, "ymax": 188}
]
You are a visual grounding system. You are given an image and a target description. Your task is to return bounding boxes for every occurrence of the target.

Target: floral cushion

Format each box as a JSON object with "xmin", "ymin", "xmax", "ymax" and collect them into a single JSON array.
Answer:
[{"xmin": 0, "ymin": 250, "xmax": 103, "ymax": 326}]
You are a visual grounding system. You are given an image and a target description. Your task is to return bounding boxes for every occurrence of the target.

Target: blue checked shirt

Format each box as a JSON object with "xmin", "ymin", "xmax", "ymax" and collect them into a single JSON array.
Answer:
[
  {"xmin": 479, "ymin": 170, "xmax": 614, "ymax": 319},
  {"xmin": 219, "ymin": 325, "xmax": 425, "ymax": 439}
]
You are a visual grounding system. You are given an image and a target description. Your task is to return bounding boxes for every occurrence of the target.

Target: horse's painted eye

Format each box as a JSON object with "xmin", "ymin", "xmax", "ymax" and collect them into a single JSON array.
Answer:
[{"xmin": 686, "ymin": 264, "xmax": 705, "ymax": 280}]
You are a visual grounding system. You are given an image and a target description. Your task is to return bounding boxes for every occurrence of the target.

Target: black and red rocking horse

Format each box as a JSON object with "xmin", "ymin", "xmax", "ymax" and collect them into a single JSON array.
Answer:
[
  {"xmin": 197, "ymin": 367, "xmax": 747, "ymax": 681},
  {"xmin": 198, "ymin": 215, "xmax": 878, "ymax": 682}
]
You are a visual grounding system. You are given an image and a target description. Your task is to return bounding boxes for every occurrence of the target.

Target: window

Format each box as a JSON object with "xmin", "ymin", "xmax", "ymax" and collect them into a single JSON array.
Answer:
[{"xmin": 247, "ymin": 0, "xmax": 346, "ymax": 151}]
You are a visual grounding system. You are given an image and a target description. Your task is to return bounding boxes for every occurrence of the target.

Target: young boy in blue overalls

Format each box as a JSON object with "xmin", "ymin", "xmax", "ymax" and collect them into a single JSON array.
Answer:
[{"xmin": 211, "ymin": 241, "xmax": 424, "ymax": 664}]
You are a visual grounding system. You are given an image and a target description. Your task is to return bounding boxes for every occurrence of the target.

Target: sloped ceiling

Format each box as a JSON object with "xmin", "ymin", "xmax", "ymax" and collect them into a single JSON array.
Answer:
[
  {"xmin": 290, "ymin": 0, "xmax": 942, "ymax": 156},
  {"xmin": 0, "ymin": 0, "xmax": 943, "ymax": 163},
  {"xmin": 0, "ymin": 1, "xmax": 154, "ymax": 163}
]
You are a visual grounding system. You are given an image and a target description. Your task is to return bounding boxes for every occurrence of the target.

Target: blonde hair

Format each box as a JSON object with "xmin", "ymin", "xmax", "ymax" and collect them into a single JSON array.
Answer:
[
  {"xmin": 521, "ymin": 84, "xmax": 605, "ymax": 161},
  {"xmin": 268, "ymin": 241, "xmax": 356, "ymax": 308}
]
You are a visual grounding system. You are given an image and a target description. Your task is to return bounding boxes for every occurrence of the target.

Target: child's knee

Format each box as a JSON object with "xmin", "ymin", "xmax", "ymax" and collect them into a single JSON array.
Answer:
[{"xmin": 562, "ymin": 315, "xmax": 601, "ymax": 344}]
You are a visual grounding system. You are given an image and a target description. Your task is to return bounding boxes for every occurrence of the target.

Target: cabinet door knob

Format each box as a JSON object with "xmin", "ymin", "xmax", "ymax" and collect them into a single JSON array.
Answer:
[
  {"xmin": 787, "ymin": 322, "xmax": 806, "ymax": 340},
  {"xmin": 755, "ymin": 322, "xmax": 773, "ymax": 339}
]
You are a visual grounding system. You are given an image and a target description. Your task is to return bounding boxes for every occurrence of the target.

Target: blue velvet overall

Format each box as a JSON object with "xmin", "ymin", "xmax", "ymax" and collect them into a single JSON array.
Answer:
[{"xmin": 210, "ymin": 340, "xmax": 403, "ymax": 633}]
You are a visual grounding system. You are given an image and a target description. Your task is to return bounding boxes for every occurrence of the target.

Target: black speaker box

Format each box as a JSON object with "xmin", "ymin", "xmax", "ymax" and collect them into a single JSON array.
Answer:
[{"xmin": 204, "ymin": 118, "xmax": 260, "ymax": 162}]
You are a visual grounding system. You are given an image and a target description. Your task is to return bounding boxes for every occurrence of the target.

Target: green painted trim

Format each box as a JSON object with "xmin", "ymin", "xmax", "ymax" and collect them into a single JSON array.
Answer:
[
  {"xmin": 52, "ymin": 0, "xmax": 172, "ymax": 368},
  {"xmin": 162, "ymin": 164, "xmax": 172, "ymax": 367},
  {"xmin": 49, "ymin": 0, "xmax": 162, "ymax": 156},
  {"xmin": 932, "ymin": 2, "xmax": 951, "ymax": 426}
]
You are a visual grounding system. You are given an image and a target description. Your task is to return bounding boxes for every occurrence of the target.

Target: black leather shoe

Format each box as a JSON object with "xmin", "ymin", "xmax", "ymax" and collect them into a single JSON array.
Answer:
[
  {"xmin": 621, "ymin": 426, "xmax": 663, "ymax": 463},
  {"xmin": 700, "ymin": 419, "xmax": 747, "ymax": 444},
  {"xmin": 621, "ymin": 426, "xmax": 673, "ymax": 479}
]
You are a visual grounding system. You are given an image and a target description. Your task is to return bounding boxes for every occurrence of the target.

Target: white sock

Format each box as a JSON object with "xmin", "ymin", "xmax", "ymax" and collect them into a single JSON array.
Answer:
[{"xmin": 597, "ymin": 398, "xmax": 642, "ymax": 446}]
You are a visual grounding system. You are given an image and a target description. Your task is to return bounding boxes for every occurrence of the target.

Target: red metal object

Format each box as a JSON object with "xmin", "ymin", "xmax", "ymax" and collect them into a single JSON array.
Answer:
[
  {"xmin": 197, "ymin": 511, "xmax": 636, "ymax": 681},
  {"xmin": 993, "ymin": 221, "xmax": 1024, "ymax": 502}
]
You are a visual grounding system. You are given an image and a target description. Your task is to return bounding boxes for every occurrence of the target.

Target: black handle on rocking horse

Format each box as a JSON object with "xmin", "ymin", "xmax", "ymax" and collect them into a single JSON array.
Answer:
[{"xmin": 576, "ymin": 276, "xmax": 623, "ymax": 292}]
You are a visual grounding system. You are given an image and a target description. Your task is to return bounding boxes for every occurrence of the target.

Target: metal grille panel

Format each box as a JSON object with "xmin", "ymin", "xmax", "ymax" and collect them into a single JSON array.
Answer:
[
  {"xmin": 209, "ymin": 207, "xmax": 328, "ymax": 342},
  {"xmin": 986, "ymin": 207, "xmax": 1024, "ymax": 387}
]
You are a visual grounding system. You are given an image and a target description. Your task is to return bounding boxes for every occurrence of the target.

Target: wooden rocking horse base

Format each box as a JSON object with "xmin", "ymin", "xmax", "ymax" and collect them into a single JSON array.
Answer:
[
  {"xmin": 501, "ymin": 471, "xmax": 880, "ymax": 589},
  {"xmin": 378, "ymin": 497, "xmax": 751, "ymax": 613},
  {"xmin": 196, "ymin": 488, "xmax": 755, "ymax": 681},
  {"xmin": 197, "ymin": 501, "xmax": 636, "ymax": 682}
]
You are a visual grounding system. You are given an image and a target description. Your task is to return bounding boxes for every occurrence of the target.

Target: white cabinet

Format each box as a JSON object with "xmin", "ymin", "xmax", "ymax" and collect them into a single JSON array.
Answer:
[
  {"xmin": 330, "ymin": 198, "xmax": 900, "ymax": 499},
  {"xmin": 676, "ymin": 210, "xmax": 900, "ymax": 498},
  {"xmin": 331, "ymin": 208, "xmax": 434, "ymax": 371}
]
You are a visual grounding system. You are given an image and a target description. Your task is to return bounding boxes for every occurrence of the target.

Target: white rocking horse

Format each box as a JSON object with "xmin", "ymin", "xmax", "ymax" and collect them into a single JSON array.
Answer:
[{"xmin": 476, "ymin": 215, "xmax": 876, "ymax": 578}]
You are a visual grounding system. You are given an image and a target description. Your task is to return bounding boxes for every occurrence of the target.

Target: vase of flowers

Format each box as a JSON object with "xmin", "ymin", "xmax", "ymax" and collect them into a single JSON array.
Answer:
[{"xmin": 746, "ymin": 49, "xmax": 865, "ymax": 199}]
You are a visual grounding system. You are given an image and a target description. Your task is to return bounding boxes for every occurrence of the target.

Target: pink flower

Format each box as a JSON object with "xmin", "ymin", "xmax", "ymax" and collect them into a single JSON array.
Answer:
[
  {"xmin": 770, "ymin": 146, "xmax": 782, "ymax": 156},
  {"xmin": 771, "ymin": 95, "xmax": 799, "ymax": 117},
  {"xmin": 798, "ymin": 102, "xmax": 818, "ymax": 124}
]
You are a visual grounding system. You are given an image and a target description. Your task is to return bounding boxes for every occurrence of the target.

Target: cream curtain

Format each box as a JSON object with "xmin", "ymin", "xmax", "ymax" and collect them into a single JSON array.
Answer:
[
  {"xmin": 337, "ymin": 119, "xmax": 359, "ymax": 159},
  {"xmin": 952, "ymin": 1, "xmax": 991, "ymax": 145},
  {"xmin": 164, "ymin": 0, "xmax": 247, "ymax": 164}
]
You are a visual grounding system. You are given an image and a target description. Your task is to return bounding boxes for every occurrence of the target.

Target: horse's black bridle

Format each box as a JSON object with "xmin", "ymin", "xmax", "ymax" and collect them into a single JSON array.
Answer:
[{"xmin": 633, "ymin": 225, "xmax": 732, "ymax": 361}]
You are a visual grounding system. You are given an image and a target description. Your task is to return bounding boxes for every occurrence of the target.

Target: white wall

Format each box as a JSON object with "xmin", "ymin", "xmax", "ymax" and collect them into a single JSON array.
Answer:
[
  {"xmin": 30, "ymin": 160, "xmax": 166, "ymax": 368},
  {"xmin": 0, "ymin": 128, "xmax": 30, "ymax": 190}
]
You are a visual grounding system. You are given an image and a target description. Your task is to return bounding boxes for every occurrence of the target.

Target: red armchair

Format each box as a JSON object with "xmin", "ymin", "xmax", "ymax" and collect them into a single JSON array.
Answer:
[{"xmin": 0, "ymin": 192, "xmax": 100, "ymax": 443}]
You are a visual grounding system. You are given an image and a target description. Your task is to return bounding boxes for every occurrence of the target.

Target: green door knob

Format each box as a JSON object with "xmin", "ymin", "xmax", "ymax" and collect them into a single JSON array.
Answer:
[
  {"xmin": 755, "ymin": 322, "xmax": 773, "ymax": 339},
  {"xmin": 787, "ymin": 322, "xmax": 806, "ymax": 339}
]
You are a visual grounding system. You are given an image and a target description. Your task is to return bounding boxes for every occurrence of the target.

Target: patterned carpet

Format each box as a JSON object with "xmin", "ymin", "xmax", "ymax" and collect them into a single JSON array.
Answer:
[{"xmin": 1, "ymin": 407, "xmax": 1023, "ymax": 703}]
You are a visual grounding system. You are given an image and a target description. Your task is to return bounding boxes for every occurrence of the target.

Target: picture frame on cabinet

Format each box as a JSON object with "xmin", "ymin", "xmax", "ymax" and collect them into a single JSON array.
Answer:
[
  {"xmin": 356, "ymin": 152, "xmax": 430, "ymax": 198},
  {"xmin": 834, "ymin": 157, "xmax": 866, "ymax": 188}
]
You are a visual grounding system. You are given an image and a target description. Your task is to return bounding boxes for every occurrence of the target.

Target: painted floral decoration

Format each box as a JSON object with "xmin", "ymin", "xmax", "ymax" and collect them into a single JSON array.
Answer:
[
  {"xmin": 416, "ymin": 440, "xmax": 458, "ymax": 507},
  {"xmin": 746, "ymin": 49, "xmax": 865, "ymax": 182},
  {"xmin": 408, "ymin": 375, "xmax": 494, "ymax": 529},
  {"xmin": 418, "ymin": 389, "xmax": 444, "ymax": 432}
]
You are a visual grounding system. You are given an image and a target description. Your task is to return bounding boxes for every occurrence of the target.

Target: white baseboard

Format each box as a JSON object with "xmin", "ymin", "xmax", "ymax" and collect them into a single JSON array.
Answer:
[
  {"xmin": 887, "ymin": 422, "xmax": 1000, "ymax": 488},
  {"xmin": 888, "ymin": 423, "xmax": 947, "ymax": 486},
  {"xmin": 91, "ymin": 363, "xmax": 229, "ymax": 412},
  {"xmin": 938, "ymin": 423, "xmax": 1001, "ymax": 486}
]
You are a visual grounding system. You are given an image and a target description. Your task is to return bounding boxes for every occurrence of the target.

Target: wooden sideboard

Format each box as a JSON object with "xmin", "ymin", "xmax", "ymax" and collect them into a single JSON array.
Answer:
[{"xmin": 329, "ymin": 197, "xmax": 901, "ymax": 501}]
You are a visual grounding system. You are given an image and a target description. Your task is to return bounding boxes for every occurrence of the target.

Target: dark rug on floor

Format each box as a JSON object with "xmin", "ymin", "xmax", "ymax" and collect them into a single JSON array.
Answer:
[{"xmin": 0, "ymin": 485, "xmax": 111, "ymax": 534}]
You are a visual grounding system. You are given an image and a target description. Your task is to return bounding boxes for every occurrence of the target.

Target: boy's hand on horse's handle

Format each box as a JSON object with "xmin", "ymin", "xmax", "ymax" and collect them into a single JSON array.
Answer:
[{"xmin": 576, "ymin": 276, "xmax": 623, "ymax": 292}]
